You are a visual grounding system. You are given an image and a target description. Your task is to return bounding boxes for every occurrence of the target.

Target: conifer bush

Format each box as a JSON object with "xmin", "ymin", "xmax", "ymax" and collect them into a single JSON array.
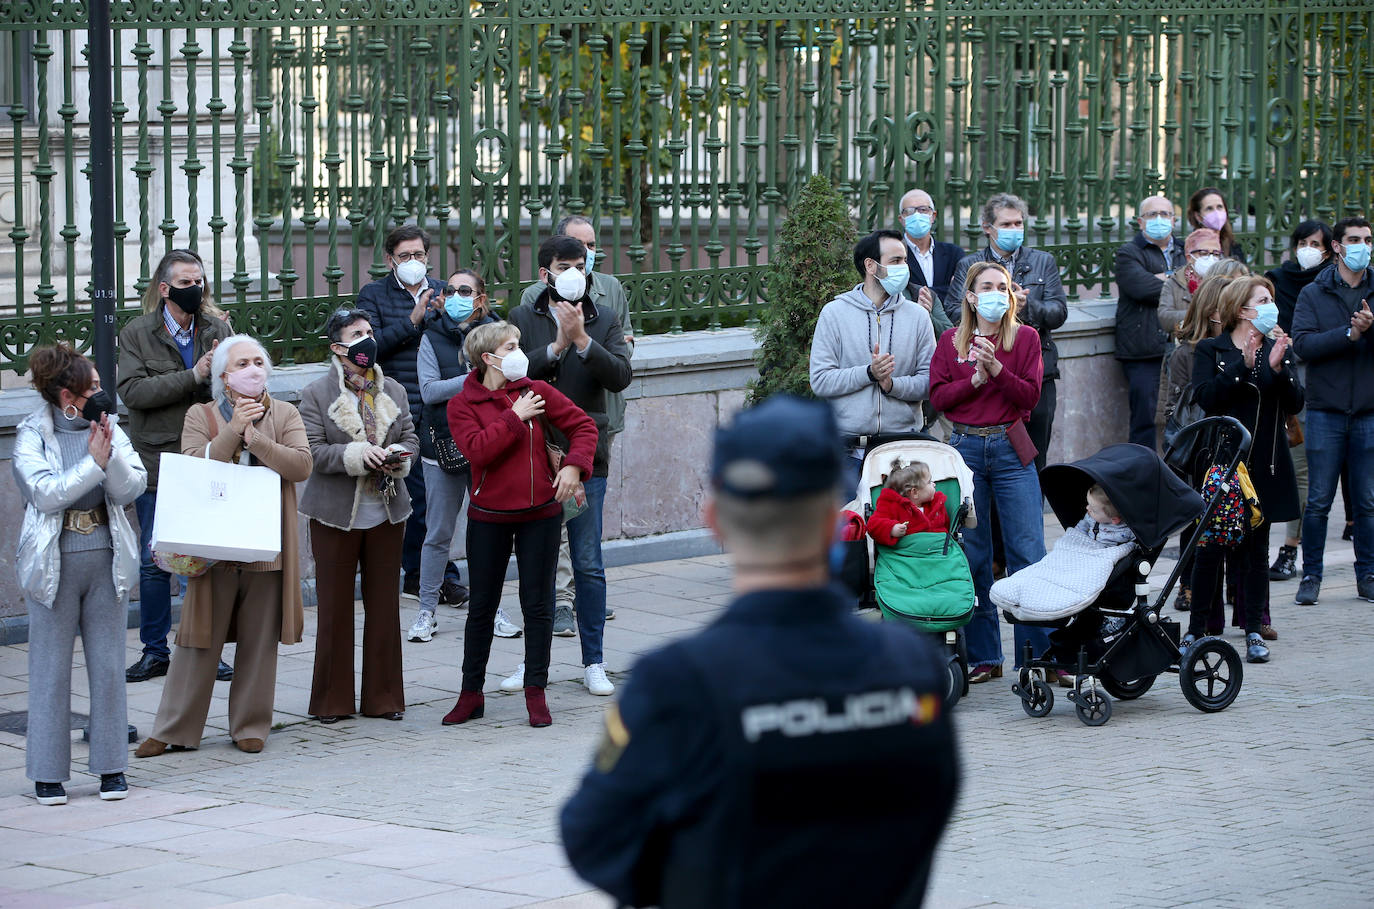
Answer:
[{"xmin": 748, "ymin": 174, "xmax": 857, "ymax": 404}]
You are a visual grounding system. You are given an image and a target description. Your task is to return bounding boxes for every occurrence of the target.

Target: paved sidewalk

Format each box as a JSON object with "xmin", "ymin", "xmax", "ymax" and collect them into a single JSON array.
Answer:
[{"xmin": 0, "ymin": 516, "xmax": 1371, "ymax": 908}]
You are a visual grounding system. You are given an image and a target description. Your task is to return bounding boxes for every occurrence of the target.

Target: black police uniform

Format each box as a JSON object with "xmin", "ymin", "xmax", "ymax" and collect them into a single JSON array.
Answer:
[{"xmin": 560, "ymin": 583, "xmax": 959, "ymax": 908}]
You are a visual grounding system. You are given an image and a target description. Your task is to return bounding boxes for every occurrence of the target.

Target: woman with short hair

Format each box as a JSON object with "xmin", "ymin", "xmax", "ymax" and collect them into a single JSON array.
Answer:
[
  {"xmin": 299, "ymin": 309, "xmax": 419, "ymax": 723},
  {"xmin": 136, "ymin": 334, "xmax": 312, "ymax": 757},
  {"xmin": 441, "ymin": 320, "xmax": 596, "ymax": 728}
]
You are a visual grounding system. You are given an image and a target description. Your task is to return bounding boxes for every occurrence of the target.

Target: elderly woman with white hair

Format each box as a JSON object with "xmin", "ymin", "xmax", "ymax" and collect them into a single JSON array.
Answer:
[{"xmin": 136, "ymin": 334, "xmax": 312, "ymax": 758}]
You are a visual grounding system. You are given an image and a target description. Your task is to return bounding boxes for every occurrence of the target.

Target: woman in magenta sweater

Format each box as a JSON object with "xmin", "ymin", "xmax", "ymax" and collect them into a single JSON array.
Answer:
[
  {"xmin": 930, "ymin": 261, "xmax": 1050, "ymax": 684},
  {"xmin": 443, "ymin": 321, "xmax": 597, "ymax": 727}
]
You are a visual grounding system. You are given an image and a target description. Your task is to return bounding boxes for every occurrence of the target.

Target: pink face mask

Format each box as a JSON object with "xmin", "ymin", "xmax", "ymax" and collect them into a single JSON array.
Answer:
[
  {"xmin": 1201, "ymin": 209, "xmax": 1228, "ymax": 231},
  {"xmin": 226, "ymin": 365, "xmax": 267, "ymax": 399}
]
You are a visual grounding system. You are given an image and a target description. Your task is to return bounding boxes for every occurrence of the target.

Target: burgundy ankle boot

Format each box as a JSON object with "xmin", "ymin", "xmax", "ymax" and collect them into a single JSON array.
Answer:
[
  {"xmin": 525, "ymin": 686, "xmax": 552, "ymax": 727},
  {"xmin": 442, "ymin": 691, "xmax": 484, "ymax": 725}
]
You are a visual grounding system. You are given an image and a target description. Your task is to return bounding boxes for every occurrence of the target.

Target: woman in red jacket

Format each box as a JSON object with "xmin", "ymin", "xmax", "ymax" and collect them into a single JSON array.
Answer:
[
  {"xmin": 443, "ymin": 321, "xmax": 597, "ymax": 727},
  {"xmin": 930, "ymin": 261, "xmax": 1050, "ymax": 685}
]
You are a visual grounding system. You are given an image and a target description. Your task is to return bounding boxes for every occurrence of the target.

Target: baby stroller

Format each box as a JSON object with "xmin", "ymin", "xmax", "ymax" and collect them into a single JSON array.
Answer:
[
  {"xmin": 839, "ymin": 438, "xmax": 977, "ymax": 709},
  {"xmin": 998, "ymin": 417, "xmax": 1252, "ymax": 726}
]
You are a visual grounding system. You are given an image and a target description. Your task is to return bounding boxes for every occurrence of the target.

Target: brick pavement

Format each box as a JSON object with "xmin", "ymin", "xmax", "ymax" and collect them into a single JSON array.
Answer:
[{"xmin": 0, "ymin": 516, "xmax": 1370, "ymax": 908}]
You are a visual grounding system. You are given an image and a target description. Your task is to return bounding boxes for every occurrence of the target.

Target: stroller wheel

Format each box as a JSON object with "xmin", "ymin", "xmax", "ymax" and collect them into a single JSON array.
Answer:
[
  {"xmin": 1019, "ymin": 678, "xmax": 1054, "ymax": 718},
  {"xmin": 1073, "ymin": 687, "xmax": 1112, "ymax": 726},
  {"xmin": 1178, "ymin": 638, "xmax": 1244, "ymax": 713},
  {"xmin": 1100, "ymin": 674, "xmax": 1156, "ymax": 701},
  {"xmin": 943, "ymin": 657, "xmax": 963, "ymax": 711}
]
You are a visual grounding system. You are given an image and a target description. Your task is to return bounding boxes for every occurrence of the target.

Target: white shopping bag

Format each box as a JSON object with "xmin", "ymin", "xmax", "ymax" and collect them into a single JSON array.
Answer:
[{"xmin": 150, "ymin": 452, "xmax": 282, "ymax": 563}]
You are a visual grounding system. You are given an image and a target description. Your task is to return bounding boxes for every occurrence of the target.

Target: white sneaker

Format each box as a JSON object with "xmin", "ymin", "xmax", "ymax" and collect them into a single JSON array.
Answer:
[
  {"xmin": 500, "ymin": 663, "xmax": 526, "ymax": 692},
  {"xmin": 584, "ymin": 663, "xmax": 615, "ymax": 696},
  {"xmin": 493, "ymin": 607, "xmax": 523, "ymax": 638},
  {"xmin": 407, "ymin": 610, "xmax": 436, "ymax": 643}
]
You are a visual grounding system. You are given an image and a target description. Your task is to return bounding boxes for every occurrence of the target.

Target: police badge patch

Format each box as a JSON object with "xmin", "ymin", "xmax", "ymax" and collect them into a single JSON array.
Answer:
[{"xmin": 594, "ymin": 704, "xmax": 631, "ymax": 773}]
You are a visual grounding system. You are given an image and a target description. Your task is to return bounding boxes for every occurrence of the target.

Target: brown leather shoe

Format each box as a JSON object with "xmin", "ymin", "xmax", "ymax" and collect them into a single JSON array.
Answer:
[
  {"xmin": 1260, "ymin": 624, "xmax": 1278, "ymax": 641},
  {"xmin": 135, "ymin": 737, "xmax": 167, "ymax": 758},
  {"xmin": 234, "ymin": 738, "xmax": 264, "ymax": 754}
]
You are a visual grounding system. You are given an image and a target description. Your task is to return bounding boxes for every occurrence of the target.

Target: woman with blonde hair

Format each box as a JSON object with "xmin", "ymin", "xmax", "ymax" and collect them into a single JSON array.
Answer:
[
  {"xmin": 441, "ymin": 320, "xmax": 596, "ymax": 728},
  {"xmin": 930, "ymin": 261, "xmax": 1050, "ymax": 684},
  {"xmin": 1186, "ymin": 276, "xmax": 1303, "ymax": 663}
]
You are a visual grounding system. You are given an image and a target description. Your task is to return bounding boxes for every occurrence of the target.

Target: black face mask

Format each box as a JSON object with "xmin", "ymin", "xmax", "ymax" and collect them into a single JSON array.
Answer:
[
  {"xmin": 166, "ymin": 282, "xmax": 204, "ymax": 315},
  {"xmin": 80, "ymin": 389, "xmax": 117, "ymax": 422},
  {"xmin": 339, "ymin": 335, "xmax": 378, "ymax": 371}
]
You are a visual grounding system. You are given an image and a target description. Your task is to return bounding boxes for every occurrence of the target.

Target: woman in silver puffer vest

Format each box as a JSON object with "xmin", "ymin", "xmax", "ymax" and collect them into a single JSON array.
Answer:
[{"xmin": 13, "ymin": 344, "xmax": 146, "ymax": 806}]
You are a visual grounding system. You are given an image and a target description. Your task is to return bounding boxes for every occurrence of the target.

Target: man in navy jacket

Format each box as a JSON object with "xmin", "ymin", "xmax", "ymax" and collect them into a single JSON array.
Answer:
[
  {"xmin": 1290, "ymin": 215, "xmax": 1374, "ymax": 605},
  {"xmin": 899, "ymin": 187, "xmax": 960, "ymax": 337},
  {"xmin": 356, "ymin": 225, "xmax": 450, "ymax": 598},
  {"xmin": 561, "ymin": 395, "xmax": 958, "ymax": 909}
]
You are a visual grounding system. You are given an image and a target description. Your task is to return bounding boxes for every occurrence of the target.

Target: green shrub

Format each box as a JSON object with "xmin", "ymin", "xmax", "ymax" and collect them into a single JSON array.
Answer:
[{"xmin": 748, "ymin": 174, "xmax": 856, "ymax": 404}]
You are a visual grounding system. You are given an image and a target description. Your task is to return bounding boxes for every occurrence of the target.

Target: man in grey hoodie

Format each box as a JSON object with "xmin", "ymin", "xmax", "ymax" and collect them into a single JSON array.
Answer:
[{"xmin": 810, "ymin": 229, "xmax": 938, "ymax": 488}]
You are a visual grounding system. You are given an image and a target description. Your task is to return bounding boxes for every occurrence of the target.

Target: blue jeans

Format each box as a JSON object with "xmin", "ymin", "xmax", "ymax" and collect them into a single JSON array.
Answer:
[
  {"xmin": 135, "ymin": 489, "xmax": 172, "ymax": 660},
  {"xmin": 566, "ymin": 476, "xmax": 608, "ymax": 667},
  {"xmin": 952, "ymin": 431, "xmax": 1050, "ymax": 667},
  {"xmin": 1301, "ymin": 409, "xmax": 1374, "ymax": 581},
  {"xmin": 419, "ymin": 461, "xmax": 469, "ymax": 614}
]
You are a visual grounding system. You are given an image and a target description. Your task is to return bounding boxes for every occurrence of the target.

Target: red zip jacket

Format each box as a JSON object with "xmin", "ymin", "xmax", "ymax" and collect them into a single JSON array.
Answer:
[
  {"xmin": 447, "ymin": 372, "xmax": 597, "ymax": 523},
  {"xmin": 866, "ymin": 488, "xmax": 949, "ymax": 546}
]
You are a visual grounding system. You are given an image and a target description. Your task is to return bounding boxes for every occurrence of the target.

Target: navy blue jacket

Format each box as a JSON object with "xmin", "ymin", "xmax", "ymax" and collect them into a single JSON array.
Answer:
[
  {"xmin": 905, "ymin": 239, "xmax": 965, "ymax": 306},
  {"xmin": 560, "ymin": 585, "xmax": 959, "ymax": 909},
  {"xmin": 355, "ymin": 271, "xmax": 447, "ymax": 419},
  {"xmin": 1291, "ymin": 263, "xmax": 1374, "ymax": 416}
]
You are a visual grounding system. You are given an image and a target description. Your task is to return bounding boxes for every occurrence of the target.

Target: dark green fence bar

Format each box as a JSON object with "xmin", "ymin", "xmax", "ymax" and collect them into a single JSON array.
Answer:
[{"xmin": 0, "ymin": 0, "xmax": 1369, "ymax": 370}]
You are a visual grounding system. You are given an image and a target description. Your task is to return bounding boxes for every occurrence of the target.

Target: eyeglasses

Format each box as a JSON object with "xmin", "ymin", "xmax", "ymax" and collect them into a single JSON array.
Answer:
[
  {"xmin": 1190, "ymin": 250, "xmax": 1223, "ymax": 258},
  {"xmin": 900, "ymin": 206, "xmax": 936, "ymax": 217},
  {"xmin": 445, "ymin": 284, "xmax": 480, "ymax": 297},
  {"xmin": 392, "ymin": 250, "xmax": 427, "ymax": 262}
]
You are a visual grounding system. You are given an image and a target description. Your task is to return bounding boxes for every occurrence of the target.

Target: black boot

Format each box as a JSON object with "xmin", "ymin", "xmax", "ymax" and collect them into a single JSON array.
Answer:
[{"xmin": 1268, "ymin": 544, "xmax": 1297, "ymax": 581}]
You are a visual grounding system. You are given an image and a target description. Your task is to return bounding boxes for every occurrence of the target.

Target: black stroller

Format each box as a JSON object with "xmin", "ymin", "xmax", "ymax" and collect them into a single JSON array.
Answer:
[{"xmin": 1001, "ymin": 417, "xmax": 1252, "ymax": 726}]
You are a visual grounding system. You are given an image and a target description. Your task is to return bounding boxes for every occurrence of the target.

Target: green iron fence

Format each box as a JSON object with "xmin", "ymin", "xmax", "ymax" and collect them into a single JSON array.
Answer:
[{"xmin": 0, "ymin": 0, "xmax": 1370, "ymax": 369}]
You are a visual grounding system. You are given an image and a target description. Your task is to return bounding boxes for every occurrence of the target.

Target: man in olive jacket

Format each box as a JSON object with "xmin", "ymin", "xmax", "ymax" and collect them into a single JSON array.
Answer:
[
  {"xmin": 116, "ymin": 249, "xmax": 232, "ymax": 682},
  {"xmin": 508, "ymin": 234, "xmax": 632, "ymax": 698}
]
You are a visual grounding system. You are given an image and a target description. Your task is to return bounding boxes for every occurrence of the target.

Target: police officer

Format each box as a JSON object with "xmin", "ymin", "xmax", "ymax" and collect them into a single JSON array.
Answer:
[{"xmin": 560, "ymin": 395, "xmax": 959, "ymax": 909}]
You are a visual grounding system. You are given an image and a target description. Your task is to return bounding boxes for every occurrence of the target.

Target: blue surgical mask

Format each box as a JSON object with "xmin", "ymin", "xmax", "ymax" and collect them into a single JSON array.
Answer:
[
  {"xmin": 878, "ymin": 263, "xmax": 910, "ymax": 297},
  {"xmin": 976, "ymin": 291, "xmax": 1010, "ymax": 323},
  {"xmin": 904, "ymin": 212, "xmax": 932, "ymax": 240},
  {"xmin": 1341, "ymin": 241, "xmax": 1371, "ymax": 272},
  {"xmin": 1143, "ymin": 216, "xmax": 1173, "ymax": 241},
  {"xmin": 1251, "ymin": 302, "xmax": 1279, "ymax": 337},
  {"xmin": 445, "ymin": 294, "xmax": 475, "ymax": 321},
  {"xmin": 586, "ymin": 247, "xmax": 597, "ymax": 273},
  {"xmin": 995, "ymin": 228, "xmax": 1024, "ymax": 253}
]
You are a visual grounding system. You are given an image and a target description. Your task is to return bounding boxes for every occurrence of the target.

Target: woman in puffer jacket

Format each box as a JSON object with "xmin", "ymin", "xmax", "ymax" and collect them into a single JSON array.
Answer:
[
  {"xmin": 441, "ymin": 321, "xmax": 596, "ymax": 729},
  {"xmin": 13, "ymin": 344, "xmax": 146, "ymax": 806}
]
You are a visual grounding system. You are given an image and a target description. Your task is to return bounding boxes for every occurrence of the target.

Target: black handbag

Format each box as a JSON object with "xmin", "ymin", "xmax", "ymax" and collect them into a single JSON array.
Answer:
[{"xmin": 429, "ymin": 425, "xmax": 469, "ymax": 475}]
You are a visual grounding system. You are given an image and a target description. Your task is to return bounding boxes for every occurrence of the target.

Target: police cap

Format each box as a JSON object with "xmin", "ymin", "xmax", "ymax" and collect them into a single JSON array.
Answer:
[{"xmin": 711, "ymin": 395, "xmax": 844, "ymax": 498}]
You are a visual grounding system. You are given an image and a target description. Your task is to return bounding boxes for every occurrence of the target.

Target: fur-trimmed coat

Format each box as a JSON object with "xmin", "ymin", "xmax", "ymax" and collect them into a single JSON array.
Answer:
[{"xmin": 298, "ymin": 359, "xmax": 419, "ymax": 530}]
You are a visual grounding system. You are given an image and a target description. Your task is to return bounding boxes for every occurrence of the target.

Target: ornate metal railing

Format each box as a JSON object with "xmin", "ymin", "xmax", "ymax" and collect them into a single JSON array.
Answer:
[{"xmin": 0, "ymin": 0, "xmax": 1369, "ymax": 369}]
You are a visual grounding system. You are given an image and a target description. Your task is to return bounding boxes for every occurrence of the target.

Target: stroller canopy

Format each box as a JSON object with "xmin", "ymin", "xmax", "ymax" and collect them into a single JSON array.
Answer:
[{"xmin": 1040, "ymin": 443, "xmax": 1204, "ymax": 550}]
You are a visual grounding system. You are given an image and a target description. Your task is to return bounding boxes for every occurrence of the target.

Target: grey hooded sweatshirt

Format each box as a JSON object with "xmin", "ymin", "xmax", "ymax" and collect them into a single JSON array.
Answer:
[{"xmin": 809, "ymin": 285, "xmax": 937, "ymax": 438}]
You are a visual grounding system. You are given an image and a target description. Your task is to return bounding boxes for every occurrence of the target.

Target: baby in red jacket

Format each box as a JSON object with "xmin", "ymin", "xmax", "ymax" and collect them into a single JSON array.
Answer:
[{"xmin": 866, "ymin": 462, "xmax": 949, "ymax": 546}]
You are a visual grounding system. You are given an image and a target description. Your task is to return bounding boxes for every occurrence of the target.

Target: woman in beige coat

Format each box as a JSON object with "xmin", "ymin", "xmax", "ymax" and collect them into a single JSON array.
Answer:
[
  {"xmin": 137, "ymin": 335, "xmax": 312, "ymax": 757},
  {"xmin": 299, "ymin": 308, "xmax": 419, "ymax": 723}
]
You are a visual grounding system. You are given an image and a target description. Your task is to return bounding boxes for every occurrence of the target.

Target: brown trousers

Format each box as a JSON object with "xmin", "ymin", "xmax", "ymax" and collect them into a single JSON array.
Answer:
[
  {"xmin": 151, "ymin": 565, "xmax": 283, "ymax": 747},
  {"xmin": 308, "ymin": 519, "xmax": 405, "ymax": 717}
]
